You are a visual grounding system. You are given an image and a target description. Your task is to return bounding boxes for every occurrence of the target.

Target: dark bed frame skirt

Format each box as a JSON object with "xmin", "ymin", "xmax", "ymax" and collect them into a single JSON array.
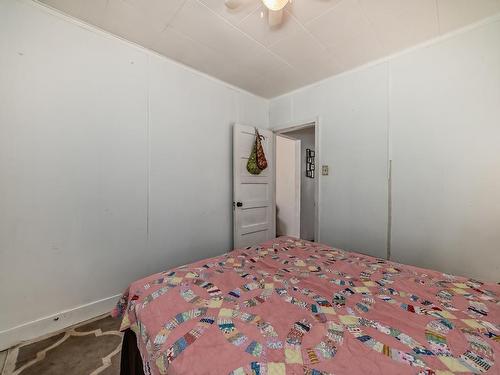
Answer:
[{"xmin": 120, "ymin": 329, "xmax": 145, "ymax": 375}]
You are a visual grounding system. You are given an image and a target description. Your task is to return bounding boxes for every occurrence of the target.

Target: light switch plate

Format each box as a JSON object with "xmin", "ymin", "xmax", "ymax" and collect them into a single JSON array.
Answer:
[{"xmin": 321, "ymin": 165, "xmax": 329, "ymax": 176}]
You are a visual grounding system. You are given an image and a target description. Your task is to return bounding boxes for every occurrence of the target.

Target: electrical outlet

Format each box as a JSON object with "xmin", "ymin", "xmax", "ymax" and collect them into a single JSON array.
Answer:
[{"xmin": 321, "ymin": 165, "xmax": 329, "ymax": 176}]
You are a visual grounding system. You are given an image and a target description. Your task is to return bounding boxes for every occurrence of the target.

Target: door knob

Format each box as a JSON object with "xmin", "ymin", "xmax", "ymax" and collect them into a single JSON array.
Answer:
[{"xmin": 236, "ymin": 202, "xmax": 243, "ymax": 207}]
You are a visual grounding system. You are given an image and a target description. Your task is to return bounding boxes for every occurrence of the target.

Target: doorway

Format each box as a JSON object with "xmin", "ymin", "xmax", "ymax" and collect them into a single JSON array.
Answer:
[{"xmin": 275, "ymin": 122, "xmax": 318, "ymax": 241}]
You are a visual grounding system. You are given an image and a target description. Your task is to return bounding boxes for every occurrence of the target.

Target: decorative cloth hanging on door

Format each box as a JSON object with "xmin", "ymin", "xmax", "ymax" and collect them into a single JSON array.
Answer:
[
  {"xmin": 255, "ymin": 129, "xmax": 268, "ymax": 170},
  {"xmin": 246, "ymin": 128, "xmax": 268, "ymax": 175}
]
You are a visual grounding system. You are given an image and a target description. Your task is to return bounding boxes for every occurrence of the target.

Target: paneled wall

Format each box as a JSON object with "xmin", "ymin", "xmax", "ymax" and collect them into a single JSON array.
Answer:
[
  {"xmin": 0, "ymin": 0, "xmax": 268, "ymax": 349},
  {"xmin": 270, "ymin": 18, "xmax": 500, "ymax": 282},
  {"xmin": 389, "ymin": 19, "xmax": 500, "ymax": 280}
]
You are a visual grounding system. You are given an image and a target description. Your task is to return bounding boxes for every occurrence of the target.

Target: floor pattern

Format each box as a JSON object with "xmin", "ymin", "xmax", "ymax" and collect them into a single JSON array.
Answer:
[{"xmin": 1, "ymin": 315, "xmax": 123, "ymax": 375}]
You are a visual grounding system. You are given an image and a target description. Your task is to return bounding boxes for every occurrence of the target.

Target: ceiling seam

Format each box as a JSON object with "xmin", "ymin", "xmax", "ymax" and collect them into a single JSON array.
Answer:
[
  {"xmin": 193, "ymin": 0, "xmax": 296, "ymax": 70},
  {"xmin": 276, "ymin": 9, "xmax": 329, "ymax": 53},
  {"xmin": 234, "ymin": 2, "xmax": 263, "ymax": 25},
  {"xmin": 238, "ymin": 6, "xmax": 301, "ymax": 49},
  {"xmin": 239, "ymin": 6, "xmax": 337, "ymax": 79},
  {"xmin": 302, "ymin": 0, "xmax": 346, "ymax": 27},
  {"xmin": 354, "ymin": 0, "xmax": 386, "ymax": 55},
  {"xmin": 269, "ymin": 5, "xmax": 345, "ymax": 74},
  {"xmin": 162, "ymin": 0, "xmax": 188, "ymax": 31}
]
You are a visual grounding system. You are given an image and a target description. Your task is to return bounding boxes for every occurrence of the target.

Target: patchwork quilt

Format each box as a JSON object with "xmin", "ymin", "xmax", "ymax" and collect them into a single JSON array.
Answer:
[{"xmin": 114, "ymin": 237, "xmax": 500, "ymax": 375}]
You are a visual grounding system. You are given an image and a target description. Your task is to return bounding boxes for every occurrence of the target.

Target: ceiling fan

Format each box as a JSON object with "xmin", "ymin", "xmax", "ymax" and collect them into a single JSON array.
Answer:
[{"xmin": 225, "ymin": 0, "xmax": 291, "ymax": 27}]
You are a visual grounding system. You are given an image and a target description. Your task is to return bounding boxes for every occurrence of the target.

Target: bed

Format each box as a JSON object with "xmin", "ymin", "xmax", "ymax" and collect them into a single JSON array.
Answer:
[{"xmin": 113, "ymin": 237, "xmax": 499, "ymax": 375}]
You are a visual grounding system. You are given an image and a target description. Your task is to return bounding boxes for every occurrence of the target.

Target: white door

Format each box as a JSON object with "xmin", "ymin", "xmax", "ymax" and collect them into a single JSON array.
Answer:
[
  {"xmin": 233, "ymin": 124, "xmax": 275, "ymax": 249},
  {"xmin": 276, "ymin": 135, "xmax": 301, "ymax": 238}
]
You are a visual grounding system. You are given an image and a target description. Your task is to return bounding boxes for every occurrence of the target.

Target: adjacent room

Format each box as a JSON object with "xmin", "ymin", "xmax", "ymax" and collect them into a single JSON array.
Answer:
[{"xmin": 1, "ymin": 0, "xmax": 499, "ymax": 374}]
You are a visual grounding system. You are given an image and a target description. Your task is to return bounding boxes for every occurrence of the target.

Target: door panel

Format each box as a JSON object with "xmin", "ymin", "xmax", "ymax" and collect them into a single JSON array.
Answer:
[
  {"xmin": 276, "ymin": 135, "xmax": 301, "ymax": 238},
  {"xmin": 240, "ymin": 183, "xmax": 269, "ymax": 202},
  {"xmin": 233, "ymin": 124, "xmax": 275, "ymax": 249}
]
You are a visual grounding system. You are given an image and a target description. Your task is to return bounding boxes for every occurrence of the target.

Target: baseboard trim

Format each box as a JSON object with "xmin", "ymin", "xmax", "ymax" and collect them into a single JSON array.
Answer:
[{"xmin": 0, "ymin": 294, "xmax": 121, "ymax": 351}]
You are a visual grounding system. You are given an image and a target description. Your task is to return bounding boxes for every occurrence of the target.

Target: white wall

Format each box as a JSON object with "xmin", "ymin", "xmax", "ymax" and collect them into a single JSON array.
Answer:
[
  {"xmin": 389, "ymin": 19, "xmax": 500, "ymax": 281},
  {"xmin": 0, "ymin": 0, "xmax": 268, "ymax": 349},
  {"xmin": 284, "ymin": 127, "xmax": 316, "ymax": 241},
  {"xmin": 270, "ymin": 18, "xmax": 500, "ymax": 282},
  {"xmin": 276, "ymin": 135, "xmax": 300, "ymax": 238}
]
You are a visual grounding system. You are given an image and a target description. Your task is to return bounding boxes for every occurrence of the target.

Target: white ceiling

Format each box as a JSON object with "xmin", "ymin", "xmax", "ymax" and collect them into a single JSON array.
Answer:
[{"xmin": 38, "ymin": 0, "xmax": 500, "ymax": 98}]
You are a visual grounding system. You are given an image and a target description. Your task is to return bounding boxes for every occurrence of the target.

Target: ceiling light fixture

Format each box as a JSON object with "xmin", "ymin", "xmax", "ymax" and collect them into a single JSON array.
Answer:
[
  {"xmin": 261, "ymin": 0, "xmax": 289, "ymax": 12},
  {"xmin": 224, "ymin": 0, "xmax": 293, "ymax": 26}
]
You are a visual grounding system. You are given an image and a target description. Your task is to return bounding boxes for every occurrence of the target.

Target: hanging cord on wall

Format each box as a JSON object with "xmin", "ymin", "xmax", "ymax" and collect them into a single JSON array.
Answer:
[{"xmin": 255, "ymin": 127, "xmax": 265, "ymax": 140}]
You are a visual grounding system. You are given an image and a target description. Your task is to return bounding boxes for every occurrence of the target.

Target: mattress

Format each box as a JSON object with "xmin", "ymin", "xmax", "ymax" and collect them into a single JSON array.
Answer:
[{"xmin": 113, "ymin": 237, "xmax": 500, "ymax": 375}]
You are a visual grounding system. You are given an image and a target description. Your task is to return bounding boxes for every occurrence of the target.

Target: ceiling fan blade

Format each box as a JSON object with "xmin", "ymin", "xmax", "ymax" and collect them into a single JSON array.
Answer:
[
  {"xmin": 268, "ymin": 9, "xmax": 283, "ymax": 27},
  {"xmin": 224, "ymin": 0, "xmax": 242, "ymax": 9}
]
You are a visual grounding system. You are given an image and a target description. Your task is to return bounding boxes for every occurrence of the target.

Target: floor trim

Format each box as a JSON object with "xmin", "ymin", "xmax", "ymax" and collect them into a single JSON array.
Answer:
[{"xmin": 0, "ymin": 294, "xmax": 121, "ymax": 351}]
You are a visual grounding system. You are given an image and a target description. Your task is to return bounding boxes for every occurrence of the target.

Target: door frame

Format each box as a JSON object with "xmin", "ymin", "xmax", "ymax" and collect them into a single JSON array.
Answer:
[{"xmin": 273, "ymin": 117, "xmax": 321, "ymax": 242}]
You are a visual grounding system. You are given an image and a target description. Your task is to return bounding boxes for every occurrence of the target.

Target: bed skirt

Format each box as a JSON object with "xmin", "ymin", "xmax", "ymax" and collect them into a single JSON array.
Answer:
[{"xmin": 120, "ymin": 329, "xmax": 145, "ymax": 375}]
